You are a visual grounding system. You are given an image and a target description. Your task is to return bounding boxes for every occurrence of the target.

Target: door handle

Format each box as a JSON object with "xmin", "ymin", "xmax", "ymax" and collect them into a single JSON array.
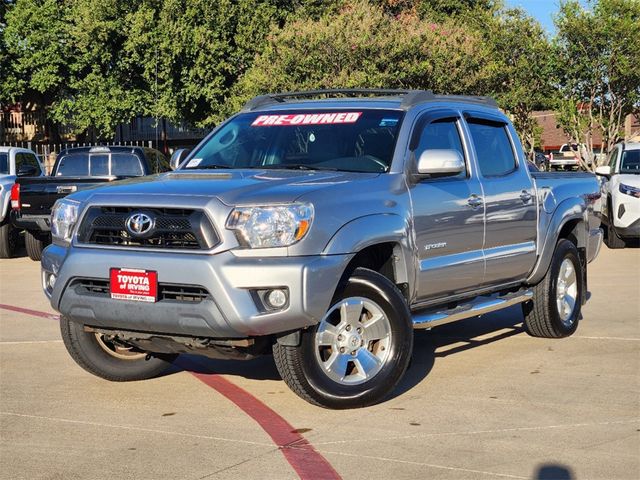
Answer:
[
  {"xmin": 520, "ymin": 190, "xmax": 533, "ymax": 203},
  {"xmin": 57, "ymin": 185, "xmax": 78, "ymax": 194},
  {"xmin": 467, "ymin": 195, "xmax": 483, "ymax": 208}
]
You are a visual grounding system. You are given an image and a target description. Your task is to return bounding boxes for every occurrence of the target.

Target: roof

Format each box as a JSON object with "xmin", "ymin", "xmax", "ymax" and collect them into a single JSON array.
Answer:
[
  {"xmin": 59, "ymin": 145, "xmax": 144, "ymax": 154},
  {"xmin": 622, "ymin": 142, "xmax": 640, "ymax": 151},
  {"xmin": 241, "ymin": 89, "xmax": 499, "ymax": 112}
]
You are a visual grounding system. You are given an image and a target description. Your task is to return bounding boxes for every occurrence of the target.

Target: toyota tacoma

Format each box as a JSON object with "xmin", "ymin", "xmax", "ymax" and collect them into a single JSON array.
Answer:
[{"xmin": 41, "ymin": 89, "xmax": 603, "ymax": 408}]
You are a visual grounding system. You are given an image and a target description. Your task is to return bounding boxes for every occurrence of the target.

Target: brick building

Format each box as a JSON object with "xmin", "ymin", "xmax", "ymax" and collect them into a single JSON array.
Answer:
[{"xmin": 533, "ymin": 110, "xmax": 640, "ymax": 153}]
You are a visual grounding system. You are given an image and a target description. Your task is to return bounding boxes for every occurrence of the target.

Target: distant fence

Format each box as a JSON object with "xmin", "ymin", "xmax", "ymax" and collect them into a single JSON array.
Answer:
[{"xmin": 1, "ymin": 110, "xmax": 208, "ymax": 148}]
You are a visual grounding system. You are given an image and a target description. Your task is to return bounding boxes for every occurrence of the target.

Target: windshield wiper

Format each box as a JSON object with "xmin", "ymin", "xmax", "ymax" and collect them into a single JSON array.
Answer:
[
  {"xmin": 259, "ymin": 164, "xmax": 338, "ymax": 171},
  {"xmin": 194, "ymin": 164, "xmax": 231, "ymax": 170}
]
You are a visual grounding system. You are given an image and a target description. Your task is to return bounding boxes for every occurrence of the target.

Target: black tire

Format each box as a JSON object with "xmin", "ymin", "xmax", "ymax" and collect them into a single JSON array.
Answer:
[
  {"xmin": 273, "ymin": 268, "xmax": 413, "ymax": 409},
  {"xmin": 25, "ymin": 230, "xmax": 47, "ymax": 261},
  {"xmin": 523, "ymin": 239, "xmax": 583, "ymax": 338},
  {"xmin": 604, "ymin": 215, "xmax": 626, "ymax": 249},
  {"xmin": 0, "ymin": 219, "xmax": 18, "ymax": 258},
  {"xmin": 60, "ymin": 316, "xmax": 177, "ymax": 381}
]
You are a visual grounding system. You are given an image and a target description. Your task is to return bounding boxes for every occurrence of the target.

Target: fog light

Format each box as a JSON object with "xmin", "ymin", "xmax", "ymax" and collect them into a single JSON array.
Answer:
[
  {"xmin": 48, "ymin": 273, "xmax": 57, "ymax": 289},
  {"xmin": 266, "ymin": 289, "xmax": 287, "ymax": 309}
]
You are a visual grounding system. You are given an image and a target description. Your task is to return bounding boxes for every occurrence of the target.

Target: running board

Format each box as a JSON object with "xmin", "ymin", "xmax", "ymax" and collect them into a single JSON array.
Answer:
[{"xmin": 412, "ymin": 289, "xmax": 533, "ymax": 329}]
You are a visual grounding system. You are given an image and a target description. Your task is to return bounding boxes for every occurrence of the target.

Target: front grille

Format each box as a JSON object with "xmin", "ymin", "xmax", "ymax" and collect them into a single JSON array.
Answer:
[
  {"xmin": 72, "ymin": 278, "xmax": 211, "ymax": 303},
  {"xmin": 77, "ymin": 206, "xmax": 219, "ymax": 250}
]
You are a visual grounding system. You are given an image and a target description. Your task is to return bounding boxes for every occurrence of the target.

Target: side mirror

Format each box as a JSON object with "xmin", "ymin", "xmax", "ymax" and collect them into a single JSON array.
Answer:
[
  {"xmin": 170, "ymin": 148, "xmax": 191, "ymax": 170},
  {"xmin": 595, "ymin": 166, "xmax": 611, "ymax": 177},
  {"xmin": 17, "ymin": 164, "xmax": 39, "ymax": 177},
  {"xmin": 417, "ymin": 149, "xmax": 465, "ymax": 176}
]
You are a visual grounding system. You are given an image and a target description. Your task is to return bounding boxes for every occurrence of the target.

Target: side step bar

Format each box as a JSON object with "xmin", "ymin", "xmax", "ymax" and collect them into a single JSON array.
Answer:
[{"xmin": 412, "ymin": 289, "xmax": 533, "ymax": 329}]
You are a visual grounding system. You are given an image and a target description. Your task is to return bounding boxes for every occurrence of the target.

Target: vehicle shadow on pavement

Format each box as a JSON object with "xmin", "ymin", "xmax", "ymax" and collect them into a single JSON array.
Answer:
[
  {"xmin": 166, "ymin": 306, "xmax": 528, "ymax": 397},
  {"xmin": 389, "ymin": 305, "xmax": 526, "ymax": 400},
  {"xmin": 169, "ymin": 353, "xmax": 281, "ymax": 381}
]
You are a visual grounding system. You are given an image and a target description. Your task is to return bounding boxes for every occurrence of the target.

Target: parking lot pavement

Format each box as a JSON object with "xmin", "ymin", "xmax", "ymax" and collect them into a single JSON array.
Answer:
[{"xmin": 1, "ymin": 245, "xmax": 638, "ymax": 480}]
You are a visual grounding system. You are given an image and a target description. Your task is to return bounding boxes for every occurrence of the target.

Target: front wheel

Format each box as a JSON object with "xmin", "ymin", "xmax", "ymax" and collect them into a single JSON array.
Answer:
[
  {"xmin": 523, "ymin": 239, "xmax": 583, "ymax": 338},
  {"xmin": 604, "ymin": 219, "xmax": 626, "ymax": 249},
  {"xmin": 273, "ymin": 268, "xmax": 413, "ymax": 409},
  {"xmin": 60, "ymin": 316, "xmax": 177, "ymax": 381}
]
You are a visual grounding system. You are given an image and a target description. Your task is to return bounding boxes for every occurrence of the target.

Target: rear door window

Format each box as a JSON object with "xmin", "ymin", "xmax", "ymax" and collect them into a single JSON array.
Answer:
[{"xmin": 467, "ymin": 119, "xmax": 517, "ymax": 177}]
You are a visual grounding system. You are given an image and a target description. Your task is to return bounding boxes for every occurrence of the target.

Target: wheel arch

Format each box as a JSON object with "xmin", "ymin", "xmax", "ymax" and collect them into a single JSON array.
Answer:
[
  {"xmin": 527, "ymin": 197, "xmax": 588, "ymax": 285},
  {"xmin": 322, "ymin": 214, "xmax": 414, "ymax": 299}
]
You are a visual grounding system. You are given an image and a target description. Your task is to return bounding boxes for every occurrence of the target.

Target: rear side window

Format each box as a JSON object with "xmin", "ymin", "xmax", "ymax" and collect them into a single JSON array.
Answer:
[
  {"xmin": 467, "ymin": 119, "xmax": 516, "ymax": 177},
  {"xmin": 56, "ymin": 154, "xmax": 89, "ymax": 176},
  {"xmin": 111, "ymin": 154, "xmax": 144, "ymax": 176},
  {"xmin": 15, "ymin": 152, "xmax": 40, "ymax": 173},
  {"xmin": 0, "ymin": 153, "xmax": 8, "ymax": 174}
]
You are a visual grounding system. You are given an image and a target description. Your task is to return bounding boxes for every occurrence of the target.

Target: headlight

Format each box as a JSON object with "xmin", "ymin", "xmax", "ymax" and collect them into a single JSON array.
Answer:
[
  {"xmin": 226, "ymin": 203, "xmax": 314, "ymax": 248},
  {"xmin": 619, "ymin": 183, "xmax": 640, "ymax": 198},
  {"xmin": 51, "ymin": 199, "xmax": 80, "ymax": 244}
]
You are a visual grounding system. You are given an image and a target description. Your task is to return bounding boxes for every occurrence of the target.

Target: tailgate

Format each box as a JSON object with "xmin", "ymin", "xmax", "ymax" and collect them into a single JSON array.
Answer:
[{"xmin": 18, "ymin": 177, "xmax": 113, "ymax": 216}]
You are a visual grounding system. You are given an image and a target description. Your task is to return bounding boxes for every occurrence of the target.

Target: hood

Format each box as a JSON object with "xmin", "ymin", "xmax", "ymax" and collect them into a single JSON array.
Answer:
[
  {"xmin": 67, "ymin": 169, "xmax": 379, "ymax": 206},
  {"xmin": 617, "ymin": 173, "xmax": 640, "ymax": 188}
]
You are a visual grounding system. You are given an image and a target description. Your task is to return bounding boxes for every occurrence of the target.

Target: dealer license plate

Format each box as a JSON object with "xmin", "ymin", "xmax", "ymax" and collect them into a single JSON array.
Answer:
[{"xmin": 110, "ymin": 268, "xmax": 158, "ymax": 303}]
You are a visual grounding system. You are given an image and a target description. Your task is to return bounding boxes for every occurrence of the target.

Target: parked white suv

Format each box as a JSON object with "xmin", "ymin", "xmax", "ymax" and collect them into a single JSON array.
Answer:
[{"xmin": 596, "ymin": 142, "xmax": 640, "ymax": 248}]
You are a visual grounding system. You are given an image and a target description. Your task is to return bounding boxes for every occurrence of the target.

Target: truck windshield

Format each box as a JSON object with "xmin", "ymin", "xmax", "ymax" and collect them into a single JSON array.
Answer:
[
  {"xmin": 620, "ymin": 150, "xmax": 640, "ymax": 174},
  {"xmin": 55, "ymin": 152, "xmax": 144, "ymax": 177},
  {"xmin": 0, "ymin": 153, "xmax": 8, "ymax": 174},
  {"xmin": 185, "ymin": 110, "xmax": 404, "ymax": 173}
]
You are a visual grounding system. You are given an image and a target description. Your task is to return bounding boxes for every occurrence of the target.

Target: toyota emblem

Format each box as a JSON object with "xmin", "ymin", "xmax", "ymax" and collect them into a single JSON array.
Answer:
[{"xmin": 126, "ymin": 212, "xmax": 154, "ymax": 236}]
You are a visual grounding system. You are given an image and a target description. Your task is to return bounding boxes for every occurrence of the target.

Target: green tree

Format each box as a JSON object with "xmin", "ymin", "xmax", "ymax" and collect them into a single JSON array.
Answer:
[
  {"xmin": 486, "ymin": 8, "xmax": 554, "ymax": 157},
  {"xmin": 553, "ymin": 0, "xmax": 640, "ymax": 170},
  {"xmin": 2, "ymin": 0, "xmax": 72, "ymax": 140},
  {"xmin": 125, "ymin": 0, "xmax": 316, "ymax": 129},
  {"xmin": 50, "ymin": 0, "xmax": 149, "ymax": 139},
  {"xmin": 230, "ymin": 0, "xmax": 495, "ymax": 112}
]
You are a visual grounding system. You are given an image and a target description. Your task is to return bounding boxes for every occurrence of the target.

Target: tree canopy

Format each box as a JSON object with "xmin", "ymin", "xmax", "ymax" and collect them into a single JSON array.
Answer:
[{"xmin": 0, "ymin": 0, "xmax": 638, "ymax": 158}]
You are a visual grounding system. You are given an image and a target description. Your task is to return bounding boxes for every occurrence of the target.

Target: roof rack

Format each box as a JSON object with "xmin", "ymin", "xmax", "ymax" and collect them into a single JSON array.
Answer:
[{"xmin": 241, "ymin": 89, "xmax": 498, "ymax": 111}]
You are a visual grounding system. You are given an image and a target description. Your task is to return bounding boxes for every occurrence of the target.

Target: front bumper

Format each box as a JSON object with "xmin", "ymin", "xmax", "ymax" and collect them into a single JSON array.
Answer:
[
  {"xmin": 616, "ymin": 218, "xmax": 640, "ymax": 239},
  {"xmin": 42, "ymin": 244, "xmax": 351, "ymax": 339},
  {"xmin": 11, "ymin": 211, "xmax": 51, "ymax": 232}
]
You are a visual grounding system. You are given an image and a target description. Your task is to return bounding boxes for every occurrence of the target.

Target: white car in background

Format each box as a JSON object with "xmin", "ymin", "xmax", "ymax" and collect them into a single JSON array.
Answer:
[{"xmin": 596, "ymin": 142, "xmax": 640, "ymax": 248}]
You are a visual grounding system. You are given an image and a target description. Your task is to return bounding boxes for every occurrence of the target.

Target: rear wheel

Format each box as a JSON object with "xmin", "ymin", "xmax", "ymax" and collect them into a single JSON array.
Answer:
[
  {"xmin": 0, "ymin": 220, "xmax": 18, "ymax": 258},
  {"xmin": 25, "ymin": 231, "xmax": 47, "ymax": 261},
  {"xmin": 60, "ymin": 316, "xmax": 176, "ymax": 381},
  {"xmin": 273, "ymin": 268, "xmax": 413, "ymax": 409},
  {"xmin": 523, "ymin": 239, "xmax": 583, "ymax": 338}
]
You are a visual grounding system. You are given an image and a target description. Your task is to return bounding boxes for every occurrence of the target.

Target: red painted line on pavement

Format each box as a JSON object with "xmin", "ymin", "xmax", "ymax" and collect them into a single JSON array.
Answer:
[
  {"xmin": 189, "ymin": 367, "xmax": 341, "ymax": 480},
  {"xmin": 0, "ymin": 303, "xmax": 60, "ymax": 321},
  {"xmin": 0, "ymin": 303, "xmax": 341, "ymax": 480}
]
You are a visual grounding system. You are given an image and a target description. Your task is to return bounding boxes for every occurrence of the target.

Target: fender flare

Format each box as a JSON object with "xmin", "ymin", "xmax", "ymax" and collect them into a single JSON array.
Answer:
[
  {"xmin": 527, "ymin": 196, "xmax": 587, "ymax": 285},
  {"xmin": 322, "ymin": 213, "xmax": 414, "ymax": 286}
]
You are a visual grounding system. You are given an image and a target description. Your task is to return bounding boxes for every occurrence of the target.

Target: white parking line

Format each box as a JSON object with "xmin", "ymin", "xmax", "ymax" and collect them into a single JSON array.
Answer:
[
  {"xmin": 308, "ymin": 449, "xmax": 529, "ymax": 479},
  {"xmin": 0, "ymin": 411, "xmax": 274, "ymax": 448},
  {"xmin": 0, "ymin": 340, "xmax": 63, "ymax": 345},
  {"xmin": 313, "ymin": 418, "xmax": 640, "ymax": 446}
]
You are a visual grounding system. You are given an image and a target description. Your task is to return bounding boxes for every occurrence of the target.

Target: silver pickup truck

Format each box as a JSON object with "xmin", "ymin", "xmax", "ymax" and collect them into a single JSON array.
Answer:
[{"xmin": 42, "ymin": 90, "xmax": 603, "ymax": 409}]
